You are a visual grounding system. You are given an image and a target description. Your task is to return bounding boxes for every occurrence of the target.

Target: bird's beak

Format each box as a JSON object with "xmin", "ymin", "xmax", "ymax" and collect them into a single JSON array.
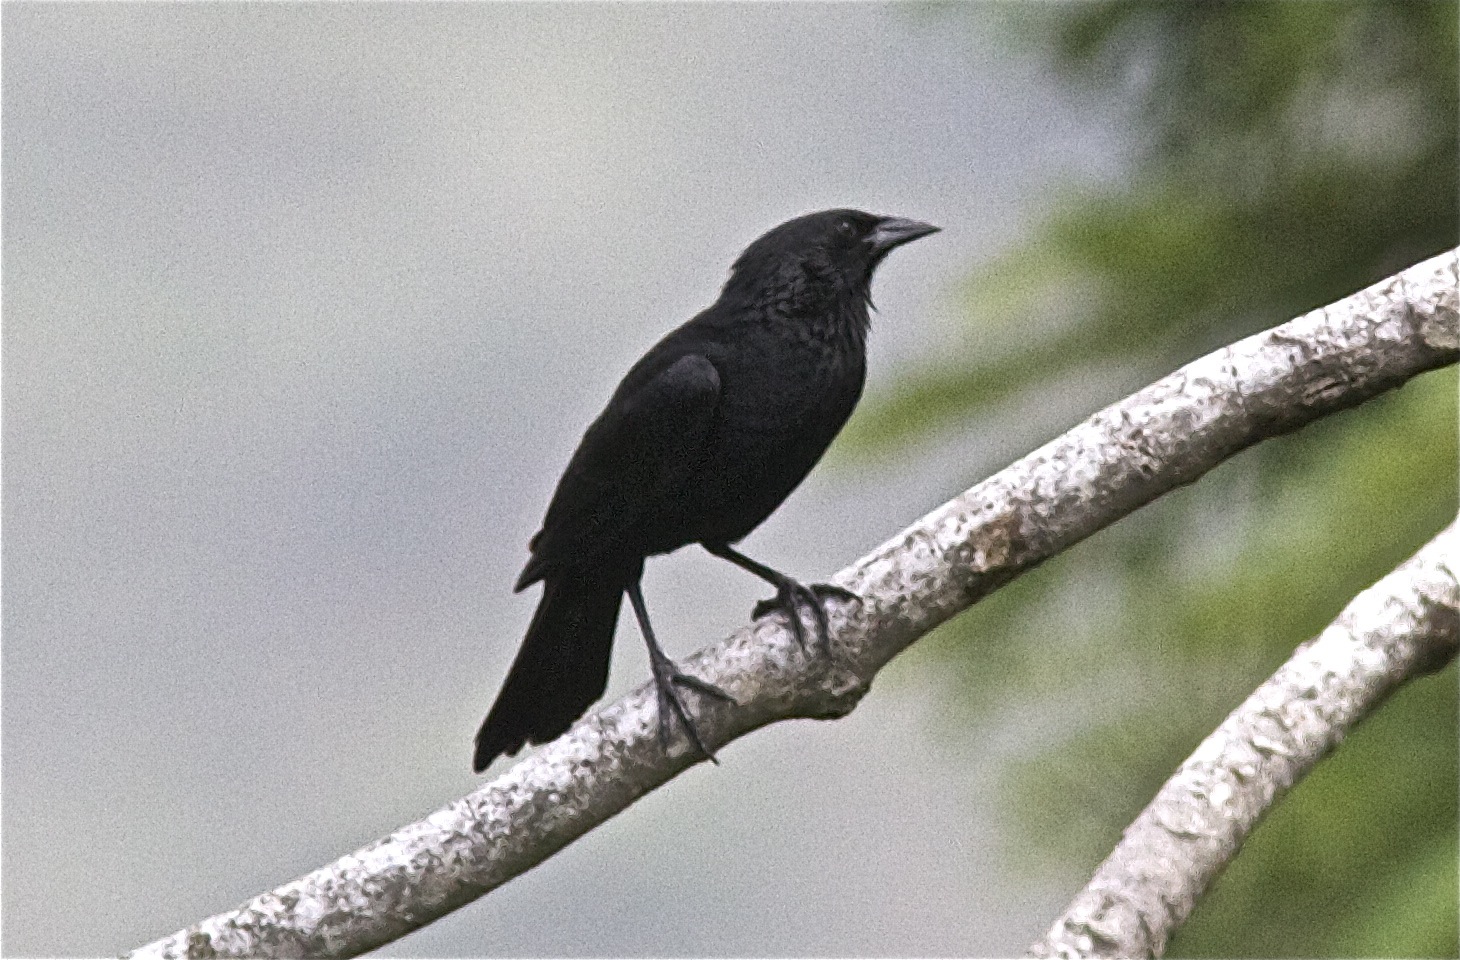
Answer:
[{"xmin": 869, "ymin": 217, "xmax": 940, "ymax": 253}]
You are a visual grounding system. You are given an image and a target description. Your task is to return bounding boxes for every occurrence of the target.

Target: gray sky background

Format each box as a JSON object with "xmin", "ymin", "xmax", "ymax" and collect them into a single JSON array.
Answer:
[{"xmin": 3, "ymin": 4, "xmax": 1129, "ymax": 956}]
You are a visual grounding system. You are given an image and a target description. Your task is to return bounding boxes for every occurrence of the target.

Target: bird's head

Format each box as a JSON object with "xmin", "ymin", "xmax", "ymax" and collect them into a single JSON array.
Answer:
[{"xmin": 722, "ymin": 209, "xmax": 939, "ymax": 316}]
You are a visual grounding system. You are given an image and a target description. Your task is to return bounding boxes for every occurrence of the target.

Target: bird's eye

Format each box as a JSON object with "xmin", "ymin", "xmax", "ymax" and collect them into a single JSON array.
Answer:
[{"xmin": 837, "ymin": 219, "xmax": 856, "ymax": 238}]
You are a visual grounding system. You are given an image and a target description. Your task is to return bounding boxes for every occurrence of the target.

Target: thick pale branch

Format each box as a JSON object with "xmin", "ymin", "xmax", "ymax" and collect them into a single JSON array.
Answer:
[
  {"xmin": 1029, "ymin": 522, "xmax": 1459, "ymax": 960},
  {"xmin": 127, "ymin": 249, "xmax": 1457, "ymax": 959}
]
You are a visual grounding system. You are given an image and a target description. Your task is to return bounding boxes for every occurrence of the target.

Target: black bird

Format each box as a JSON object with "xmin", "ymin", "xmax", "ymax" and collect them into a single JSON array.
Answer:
[{"xmin": 473, "ymin": 209, "xmax": 939, "ymax": 772}]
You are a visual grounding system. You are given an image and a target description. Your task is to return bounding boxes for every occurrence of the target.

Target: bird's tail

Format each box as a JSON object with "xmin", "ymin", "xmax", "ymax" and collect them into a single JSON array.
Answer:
[{"xmin": 473, "ymin": 575, "xmax": 624, "ymax": 772}]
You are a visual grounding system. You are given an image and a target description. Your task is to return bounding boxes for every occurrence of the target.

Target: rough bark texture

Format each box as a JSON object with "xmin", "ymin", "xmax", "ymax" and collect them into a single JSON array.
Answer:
[
  {"xmin": 1029, "ymin": 523, "xmax": 1459, "ymax": 960},
  {"xmin": 127, "ymin": 249, "xmax": 1458, "ymax": 959}
]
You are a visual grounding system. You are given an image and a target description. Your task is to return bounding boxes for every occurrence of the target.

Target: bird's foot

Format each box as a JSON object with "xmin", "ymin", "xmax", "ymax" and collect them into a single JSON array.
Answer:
[
  {"xmin": 752, "ymin": 580, "xmax": 862, "ymax": 654},
  {"xmin": 648, "ymin": 649, "xmax": 736, "ymax": 763}
]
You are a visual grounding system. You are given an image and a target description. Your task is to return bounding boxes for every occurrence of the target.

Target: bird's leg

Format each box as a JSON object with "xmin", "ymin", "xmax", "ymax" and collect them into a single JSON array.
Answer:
[
  {"xmin": 703, "ymin": 543, "xmax": 861, "ymax": 654},
  {"xmin": 626, "ymin": 580, "xmax": 735, "ymax": 763}
]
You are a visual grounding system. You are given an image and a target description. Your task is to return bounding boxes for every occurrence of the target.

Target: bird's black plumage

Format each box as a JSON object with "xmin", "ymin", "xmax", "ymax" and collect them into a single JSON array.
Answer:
[{"xmin": 474, "ymin": 209, "xmax": 938, "ymax": 772}]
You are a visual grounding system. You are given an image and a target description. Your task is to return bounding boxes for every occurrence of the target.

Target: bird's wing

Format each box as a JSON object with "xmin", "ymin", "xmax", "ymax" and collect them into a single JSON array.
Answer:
[{"xmin": 515, "ymin": 351, "xmax": 721, "ymax": 590}]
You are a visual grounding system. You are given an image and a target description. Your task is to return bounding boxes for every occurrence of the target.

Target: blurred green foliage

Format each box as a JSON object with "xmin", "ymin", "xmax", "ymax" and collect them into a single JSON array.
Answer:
[{"xmin": 869, "ymin": 2, "xmax": 1457, "ymax": 956}]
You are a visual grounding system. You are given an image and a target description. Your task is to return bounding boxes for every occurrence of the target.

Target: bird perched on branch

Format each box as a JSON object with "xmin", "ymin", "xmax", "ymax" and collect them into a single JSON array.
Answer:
[{"xmin": 473, "ymin": 209, "xmax": 939, "ymax": 772}]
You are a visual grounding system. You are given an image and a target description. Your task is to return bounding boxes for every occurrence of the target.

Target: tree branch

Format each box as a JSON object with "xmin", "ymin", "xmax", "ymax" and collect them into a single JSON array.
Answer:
[
  {"xmin": 1028, "ymin": 522, "xmax": 1458, "ymax": 960},
  {"xmin": 127, "ymin": 248, "xmax": 1457, "ymax": 959}
]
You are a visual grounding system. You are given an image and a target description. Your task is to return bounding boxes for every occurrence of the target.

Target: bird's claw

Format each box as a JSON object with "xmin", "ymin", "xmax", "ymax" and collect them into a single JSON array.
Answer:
[
  {"xmin": 649, "ymin": 653, "xmax": 735, "ymax": 763},
  {"xmin": 752, "ymin": 581, "xmax": 862, "ymax": 653}
]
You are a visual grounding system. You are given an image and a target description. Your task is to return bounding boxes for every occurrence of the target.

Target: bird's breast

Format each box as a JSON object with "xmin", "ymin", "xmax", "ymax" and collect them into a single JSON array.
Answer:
[
  {"xmin": 655, "ymin": 345, "xmax": 862, "ymax": 544},
  {"xmin": 713, "ymin": 335, "xmax": 864, "ymax": 427}
]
